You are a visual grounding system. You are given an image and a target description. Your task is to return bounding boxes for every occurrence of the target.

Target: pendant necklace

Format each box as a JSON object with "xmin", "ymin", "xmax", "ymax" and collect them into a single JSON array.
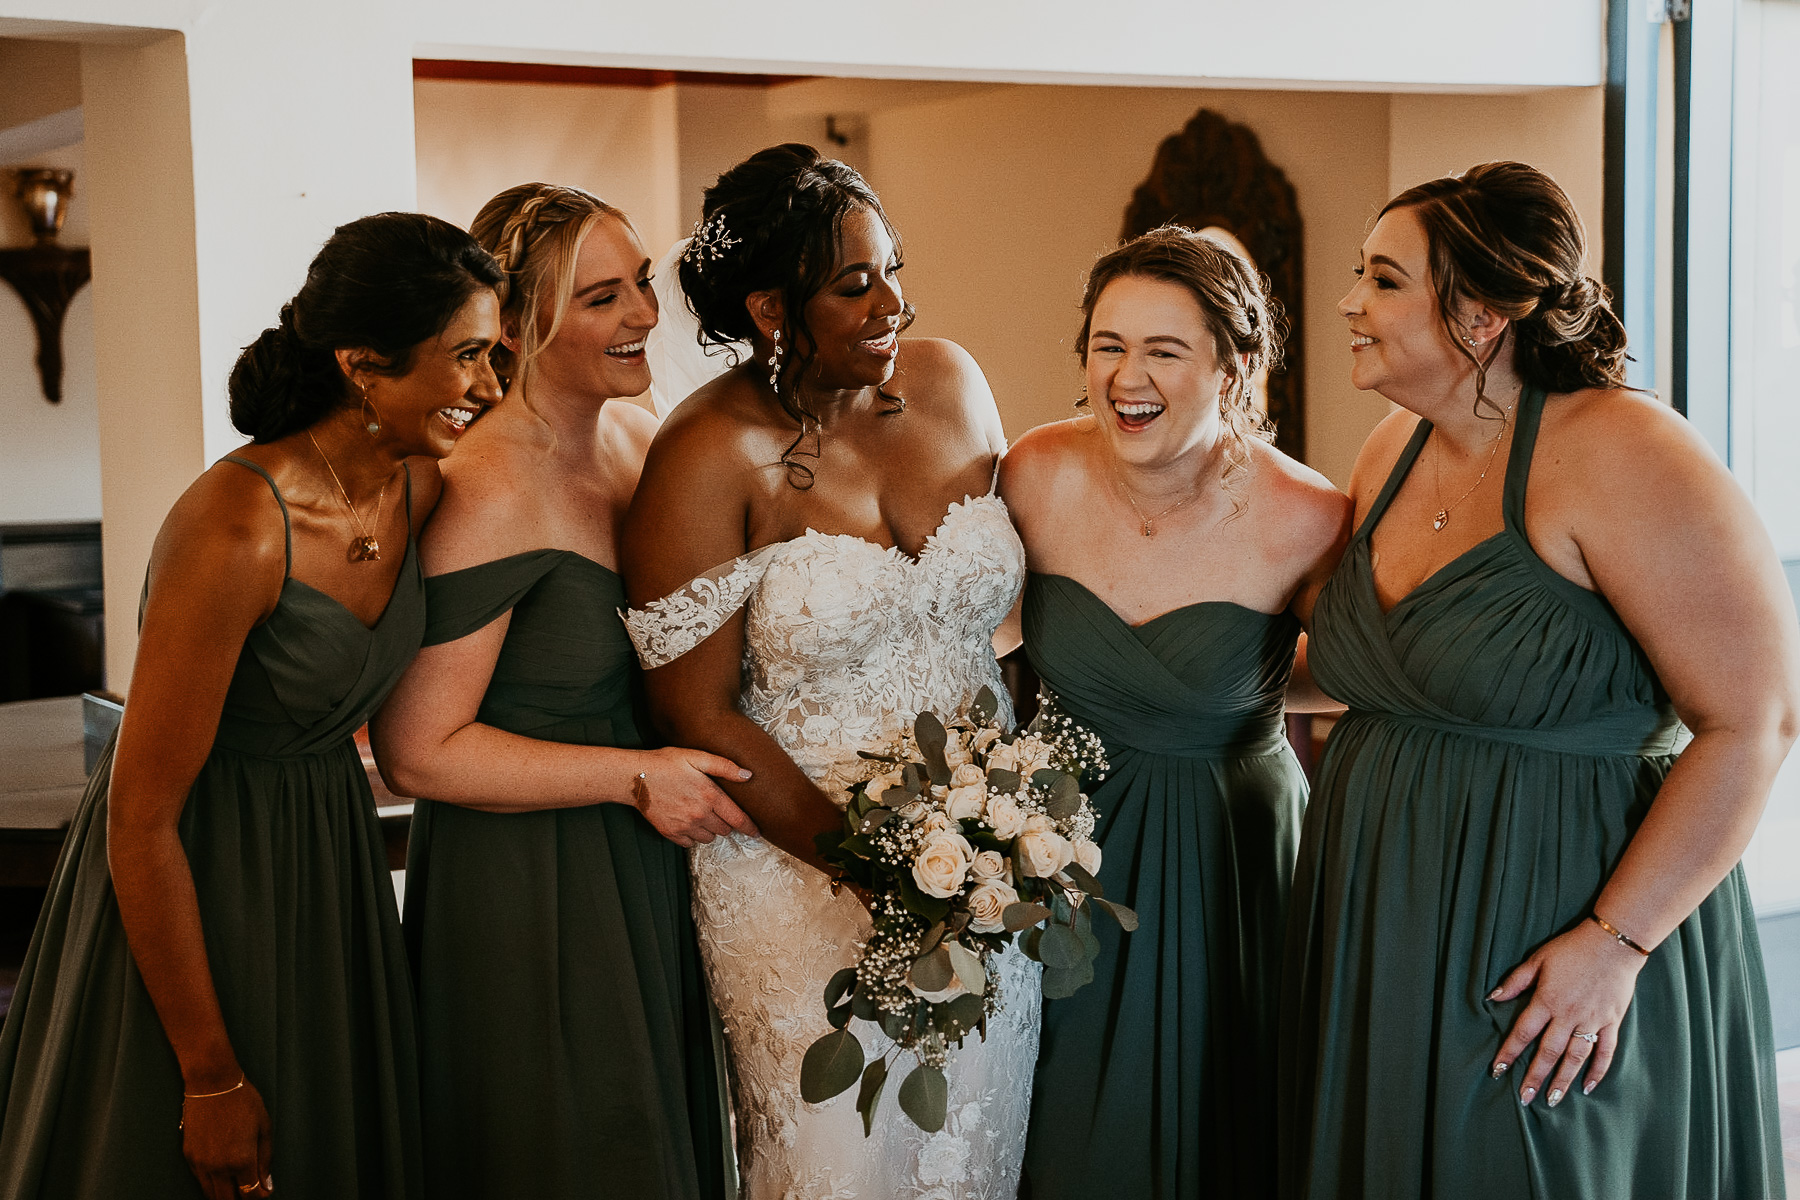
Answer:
[
  {"xmin": 308, "ymin": 431, "xmax": 387, "ymax": 562},
  {"xmin": 1106, "ymin": 454, "xmax": 1203, "ymax": 538},
  {"xmin": 1429, "ymin": 397, "xmax": 1516, "ymax": 533}
]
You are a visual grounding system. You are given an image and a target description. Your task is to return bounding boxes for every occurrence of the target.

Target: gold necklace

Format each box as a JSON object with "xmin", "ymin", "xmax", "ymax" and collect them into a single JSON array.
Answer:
[
  {"xmin": 307, "ymin": 431, "xmax": 387, "ymax": 562},
  {"xmin": 1106, "ymin": 454, "xmax": 1204, "ymax": 538},
  {"xmin": 1429, "ymin": 399, "xmax": 1516, "ymax": 533}
]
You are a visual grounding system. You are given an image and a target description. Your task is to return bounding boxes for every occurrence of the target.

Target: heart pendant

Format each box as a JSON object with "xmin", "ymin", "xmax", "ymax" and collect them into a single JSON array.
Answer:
[
  {"xmin": 1432, "ymin": 511, "xmax": 1449, "ymax": 532},
  {"xmin": 348, "ymin": 536, "xmax": 382, "ymax": 563}
]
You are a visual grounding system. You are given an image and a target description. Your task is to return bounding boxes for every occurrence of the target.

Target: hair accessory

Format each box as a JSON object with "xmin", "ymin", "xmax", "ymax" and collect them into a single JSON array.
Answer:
[
  {"xmin": 681, "ymin": 211, "xmax": 741, "ymax": 275},
  {"xmin": 1590, "ymin": 913, "xmax": 1650, "ymax": 956},
  {"xmin": 767, "ymin": 329, "xmax": 783, "ymax": 395},
  {"xmin": 359, "ymin": 384, "xmax": 381, "ymax": 436}
]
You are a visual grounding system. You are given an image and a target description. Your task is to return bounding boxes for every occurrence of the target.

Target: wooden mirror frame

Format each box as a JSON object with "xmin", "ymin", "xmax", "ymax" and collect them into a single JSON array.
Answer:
[{"xmin": 1121, "ymin": 108, "xmax": 1305, "ymax": 461}]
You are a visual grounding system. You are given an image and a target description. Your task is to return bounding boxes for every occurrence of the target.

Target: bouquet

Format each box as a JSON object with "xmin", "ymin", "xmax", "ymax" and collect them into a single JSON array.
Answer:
[{"xmin": 799, "ymin": 686, "xmax": 1136, "ymax": 1134}]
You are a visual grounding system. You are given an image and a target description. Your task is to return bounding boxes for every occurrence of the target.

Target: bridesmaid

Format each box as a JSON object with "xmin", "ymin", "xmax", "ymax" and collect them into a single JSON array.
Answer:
[
  {"xmin": 370, "ymin": 183, "xmax": 750, "ymax": 1200},
  {"xmin": 1003, "ymin": 225, "xmax": 1348, "ymax": 1198},
  {"xmin": 1279, "ymin": 161, "xmax": 1795, "ymax": 1198},
  {"xmin": 0, "ymin": 212, "xmax": 503, "ymax": 1199}
]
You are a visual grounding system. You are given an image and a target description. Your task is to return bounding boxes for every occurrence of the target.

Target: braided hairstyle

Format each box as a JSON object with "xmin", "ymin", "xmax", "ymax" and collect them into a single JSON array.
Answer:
[
  {"xmin": 469, "ymin": 183, "xmax": 631, "ymax": 399},
  {"xmin": 1076, "ymin": 225, "xmax": 1284, "ymax": 500},
  {"xmin": 1382, "ymin": 161, "xmax": 1630, "ymax": 417},
  {"xmin": 228, "ymin": 212, "xmax": 503, "ymax": 443},
  {"xmin": 677, "ymin": 143, "xmax": 915, "ymax": 487}
]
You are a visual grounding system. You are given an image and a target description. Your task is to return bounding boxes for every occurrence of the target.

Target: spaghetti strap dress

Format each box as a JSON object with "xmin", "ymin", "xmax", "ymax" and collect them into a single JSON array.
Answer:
[
  {"xmin": 402, "ymin": 550, "xmax": 726, "ymax": 1200},
  {"xmin": 1021, "ymin": 572, "xmax": 1307, "ymax": 1199},
  {"xmin": 0, "ymin": 455, "xmax": 426, "ymax": 1200},
  {"xmin": 1278, "ymin": 386, "xmax": 1785, "ymax": 1199}
]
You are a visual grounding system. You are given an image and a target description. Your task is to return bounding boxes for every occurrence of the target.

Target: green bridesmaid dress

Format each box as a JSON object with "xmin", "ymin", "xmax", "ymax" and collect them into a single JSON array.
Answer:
[
  {"xmin": 402, "ymin": 550, "xmax": 726, "ymax": 1200},
  {"xmin": 1021, "ymin": 572, "xmax": 1308, "ymax": 1199},
  {"xmin": 1279, "ymin": 386, "xmax": 1784, "ymax": 1199},
  {"xmin": 0, "ymin": 456, "xmax": 426, "ymax": 1199}
]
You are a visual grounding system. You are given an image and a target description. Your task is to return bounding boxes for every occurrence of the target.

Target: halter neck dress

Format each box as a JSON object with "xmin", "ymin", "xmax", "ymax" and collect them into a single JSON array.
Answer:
[
  {"xmin": 0, "ymin": 455, "xmax": 426, "ymax": 1199},
  {"xmin": 402, "ymin": 550, "xmax": 726, "ymax": 1200},
  {"xmin": 1278, "ymin": 386, "xmax": 1783, "ymax": 1199},
  {"xmin": 1021, "ymin": 574, "xmax": 1307, "ymax": 1199}
]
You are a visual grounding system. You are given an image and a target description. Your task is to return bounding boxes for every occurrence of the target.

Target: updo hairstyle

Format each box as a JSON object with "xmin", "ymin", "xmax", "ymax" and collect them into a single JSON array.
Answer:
[
  {"xmin": 228, "ymin": 212, "xmax": 503, "ymax": 444},
  {"xmin": 677, "ymin": 143, "xmax": 915, "ymax": 486},
  {"xmin": 1382, "ymin": 161, "xmax": 1629, "ymax": 414},
  {"xmin": 470, "ymin": 183, "xmax": 630, "ymax": 397},
  {"xmin": 1077, "ymin": 224, "xmax": 1283, "ymax": 490}
]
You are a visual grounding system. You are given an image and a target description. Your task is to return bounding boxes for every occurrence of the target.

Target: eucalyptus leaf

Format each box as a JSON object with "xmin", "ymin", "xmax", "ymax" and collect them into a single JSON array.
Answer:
[
  {"xmin": 1078, "ymin": 925, "xmax": 1101, "ymax": 961},
  {"xmin": 857, "ymin": 1056, "xmax": 889, "ymax": 1137},
  {"xmin": 970, "ymin": 686, "xmax": 999, "ymax": 727},
  {"xmin": 1030, "ymin": 768, "xmax": 1063, "ymax": 792},
  {"xmin": 799, "ymin": 1028, "xmax": 864, "ymax": 1102},
  {"xmin": 852, "ymin": 986, "xmax": 881, "ymax": 1022},
  {"xmin": 858, "ymin": 807, "xmax": 894, "ymax": 834},
  {"xmin": 918, "ymin": 920, "xmax": 948, "ymax": 956},
  {"xmin": 1041, "ymin": 957, "xmax": 1096, "ymax": 1000},
  {"xmin": 1020, "ymin": 925, "xmax": 1044, "ymax": 961},
  {"xmin": 1063, "ymin": 861, "xmax": 1104, "ymax": 898},
  {"xmin": 881, "ymin": 1011, "xmax": 910, "ymax": 1041},
  {"xmin": 985, "ymin": 767, "xmax": 1021, "ymax": 793},
  {"xmin": 940, "ymin": 991, "xmax": 987, "ymax": 1038},
  {"xmin": 915, "ymin": 710, "xmax": 952, "ymax": 786},
  {"xmin": 823, "ymin": 967, "xmax": 858, "ymax": 1009},
  {"xmin": 902, "ymin": 764, "xmax": 925, "ymax": 795},
  {"xmin": 896, "ymin": 876, "xmax": 951, "ymax": 923},
  {"xmin": 898, "ymin": 1064, "xmax": 949, "ymax": 1133},
  {"xmin": 1095, "ymin": 897, "xmax": 1141, "ymax": 931},
  {"xmin": 1038, "ymin": 923, "xmax": 1084, "ymax": 970},
  {"xmin": 909, "ymin": 944, "xmax": 954, "ymax": 994},
  {"xmin": 1001, "ymin": 901, "xmax": 1054, "ymax": 932},
  {"xmin": 945, "ymin": 941, "xmax": 987, "ymax": 995},
  {"xmin": 827, "ymin": 1000, "xmax": 853, "ymax": 1029},
  {"xmin": 1046, "ymin": 773, "xmax": 1081, "ymax": 821},
  {"xmin": 881, "ymin": 786, "xmax": 912, "ymax": 808}
]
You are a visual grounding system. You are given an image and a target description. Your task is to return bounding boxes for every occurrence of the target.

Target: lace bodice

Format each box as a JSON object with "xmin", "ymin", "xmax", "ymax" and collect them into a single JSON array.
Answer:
[
  {"xmin": 626, "ymin": 493, "xmax": 1023, "ymax": 791},
  {"xmin": 625, "ymin": 492, "xmax": 1037, "ymax": 1200}
]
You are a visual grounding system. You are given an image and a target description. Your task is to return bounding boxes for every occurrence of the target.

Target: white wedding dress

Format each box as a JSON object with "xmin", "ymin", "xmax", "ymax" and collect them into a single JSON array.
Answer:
[{"xmin": 624, "ymin": 489, "xmax": 1040, "ymax": 1200}]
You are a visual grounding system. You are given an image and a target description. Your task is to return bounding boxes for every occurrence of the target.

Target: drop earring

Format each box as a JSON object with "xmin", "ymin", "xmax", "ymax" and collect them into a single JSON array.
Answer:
[
  {"xmin": 767, "ymin": 329, "xmax": 783, "ymax": 396},
  {"xmin": 360, "ymin": 384, "xmax": 382, "ymax": 436}
]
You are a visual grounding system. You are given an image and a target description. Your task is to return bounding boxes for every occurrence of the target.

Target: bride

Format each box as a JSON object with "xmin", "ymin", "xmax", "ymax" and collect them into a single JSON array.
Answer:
[{"xmin": 621, "ymin": 144, "xmax": 1037, "ymax": 1198}]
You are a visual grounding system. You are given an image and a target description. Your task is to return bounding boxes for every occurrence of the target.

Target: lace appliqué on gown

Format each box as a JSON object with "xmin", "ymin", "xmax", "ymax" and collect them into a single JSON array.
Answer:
[{"xmin": 625, "ymin": 494, "xmax": 1039, "ymax": 1200}]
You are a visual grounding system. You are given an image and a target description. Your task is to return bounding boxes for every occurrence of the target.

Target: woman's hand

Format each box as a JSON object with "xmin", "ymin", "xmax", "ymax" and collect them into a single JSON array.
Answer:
[
  {"xmin": 180, "ymin": 1077, "xmax": 273, "ymax": 1199},
  {"xmin": 1487, "ymin": 918, "xmax": 1648, "ymax": 1107},
  {"xmin": 633, "ymin": 746, "xmax": 760, "ymax": 848}
]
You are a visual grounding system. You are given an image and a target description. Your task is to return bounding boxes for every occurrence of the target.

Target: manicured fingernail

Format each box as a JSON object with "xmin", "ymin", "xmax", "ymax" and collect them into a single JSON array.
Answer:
[
  {"xmin": 265, "ymin": 1176, "xmax": 275, "ymax": 1192},
  {"xmin": 1547, "ymin": 1088, "xmax": 1563, "ymax": 1107},
  {"xmin": 739, "ymin": 770, "xmax": 753, "ymax": 780},
  {"xmin": 1582, "ymin": 1080, "xmax": 1597, "ymax": 1096},
  {"xmin": 1519, "ymin": 1086, "xmax": 1536, "ymax": 1105},
  {"xmin": 1490, "ymin": 1061, "xmax": 1509, "ymax": 1079},
  {"xmin": 1487, "ymin": 987, "xmax": 1504, "ymax": 1000}
]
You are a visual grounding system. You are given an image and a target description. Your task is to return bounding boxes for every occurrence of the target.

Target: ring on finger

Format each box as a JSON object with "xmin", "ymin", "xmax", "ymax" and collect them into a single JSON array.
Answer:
[{"xmin": 1571, "ymin": 1029, "xmax": 1598, "ymax": 1045}]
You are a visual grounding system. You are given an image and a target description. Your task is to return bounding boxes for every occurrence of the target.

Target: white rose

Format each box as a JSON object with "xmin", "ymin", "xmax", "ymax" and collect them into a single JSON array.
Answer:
[
  {"xmin": 944, "ymin": 784, "xmax": 986, "ymax": 822},
  {"xmin": 898, "ymin": 801, "xmax": 930, "ymax": 825},
  {"xmin": 920, "ymin": 811, "xmax": 958, "ymax": 836},
  {"xmin": 1071, "ymin": 836, "xmax": 1103, "ymax": 877},
  {"xmin": 912, "ymin": 831, "xmax": 973, "ymax": 898},
  {"xmin": 863, "ymin": 769, "xmax": 904, "ymax": 804},
  {"xmin": 973, "ymin": 726, "xmax": 1002, "ymax": 754},
  {"xmin": 984, "ymin": 793, "xmax": 1027, "ymax": 840},
  {"xmin": 984, "ymin": 740, "xmax": 1022, "ymax": 773},
  {"xmin": 950, "ymin": 762, "xmax": 986, "ymax": 788},
  {"xmin": 908, "ymin": 974, "xmax": 966, "ymax": 1005},
  {"xmin": 1017, "ymin": 827, "xmax": 1074, "ymax": 879},
  {"xmin": 969, "ymin": 849, "xmax": 1009, "ymax": 882},
  {"xmin": 1016, "ymin": 740, "xmax": 1058, "ymax": 775},
  {"xmin": 1023, "ymin": 812, "xmax": 1057, "ymax": 835},
  {"xmin": 966, "ymin": 879, "xmax": 1020, "ymax": 933},
  {"xmin": 943, "ymin": 739, "xmax": 975, "ymax": 770}
]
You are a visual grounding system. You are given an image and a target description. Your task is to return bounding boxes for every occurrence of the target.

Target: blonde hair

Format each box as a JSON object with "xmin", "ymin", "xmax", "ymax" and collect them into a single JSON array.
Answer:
[
  {"xmin": 469, "ymin": 183, "xmax": 630, "ymax": 400},
  {"xmin": 1077, "ymin": 225, "xmax": 1283, "ymax": 501}
]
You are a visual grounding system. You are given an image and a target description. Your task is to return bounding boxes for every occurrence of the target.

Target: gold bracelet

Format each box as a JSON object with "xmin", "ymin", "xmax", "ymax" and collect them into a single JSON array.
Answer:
[
  {"xmin": 183, "ymin": 1073, "xmax": 246, "ymax": 1100},
  {"xmin": 1590, "ymin": 913, "xmax": 1651, "ymax": 956}
]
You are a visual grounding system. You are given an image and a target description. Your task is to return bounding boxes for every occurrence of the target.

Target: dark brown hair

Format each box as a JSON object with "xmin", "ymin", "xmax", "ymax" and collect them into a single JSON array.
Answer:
[
  {"xmin": 1077, "ymin": 224, "xmax": 1283, "ymax": 490},
  {"xmin": 1381, "ymin": 161, "xmax": 1629, "ymax": 414}
]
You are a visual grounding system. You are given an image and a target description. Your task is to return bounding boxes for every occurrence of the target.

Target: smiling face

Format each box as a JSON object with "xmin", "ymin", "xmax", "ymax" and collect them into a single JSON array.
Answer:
[
  {"xmin": 796, "ymin": 205, "xmax": 905, "ymax": 392},
  {"xmin": 364, "ymin": 287, "xmax": 503, "ymax": 458},
  {"xmin": 1339, "ymin": 205, "xmax": 1467, "ymax": 399},
  {"xmin": 1084, "ymin": 274, "xmax": 1234, "ymax": 469},
  {"xmin": 525, "ymin": 215, "xmax": 658, "ymax": 402}
]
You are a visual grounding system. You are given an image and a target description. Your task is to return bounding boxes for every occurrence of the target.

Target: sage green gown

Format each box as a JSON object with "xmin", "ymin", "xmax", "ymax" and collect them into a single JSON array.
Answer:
[
  {"xmin": 402, "ymin": 550, "xmax": 726, "ymax": 1200},
  {"xmin": 0, "ymin": 456, "xmax": 425, "ymax": 1199},
  {"xmin": 1279, "ymin": 386, "xmax": 1784, "ymax": 1199},
  {"xmin": 1021, "ymin": 572, "xmax": 1307, "ymax": 1199}
]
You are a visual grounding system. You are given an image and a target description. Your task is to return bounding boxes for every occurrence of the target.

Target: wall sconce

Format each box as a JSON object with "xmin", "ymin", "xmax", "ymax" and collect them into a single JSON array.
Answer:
[{"xmin": 0, "ymin": 168, "xmax": 92, "ymax": 404}]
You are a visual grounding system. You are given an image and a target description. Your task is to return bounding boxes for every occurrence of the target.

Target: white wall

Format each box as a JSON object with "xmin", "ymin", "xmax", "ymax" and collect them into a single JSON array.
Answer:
[{"xmin": 0, "ymin": 138, "xmax": 100, "ymax": 524}]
